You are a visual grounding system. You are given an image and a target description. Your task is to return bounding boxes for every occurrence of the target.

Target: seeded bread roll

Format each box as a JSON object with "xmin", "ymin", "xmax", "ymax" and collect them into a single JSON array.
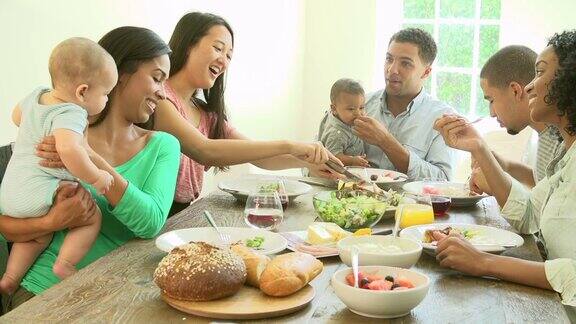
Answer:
[
  {"xmin": 259, "ymin": 252, "xmax": 323, "ymax": 297},
  {"xmin": 230, "ymin": 244, "xmax": 271, "ymax": 287},
  {"xmin": 154, "ymin": 242, "xmax": 247, "ymax": 301}
]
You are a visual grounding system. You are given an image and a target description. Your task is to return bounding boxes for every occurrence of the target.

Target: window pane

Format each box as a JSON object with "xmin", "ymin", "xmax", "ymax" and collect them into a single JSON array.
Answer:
[
  {"xmin": 440, "ymin": 0, "xmax": 475, "ymax": 18},
  {"xmin": 481, "ymin": 0, "xmax": 501, "ymax": 19},
  {"xmin": 404, "ymin": 0, "xmax": 435, "ymax": 19},
  {"xmin": 476, "ymin": 80, "xmax": 490, "ymax": 116},
  {"xmin": 438, "ymin": 25, "xmax": 474, "ymax": 67},
  {"xmin": 402, "ymin": 23, "xmax": 434, "ymax": 36},
  {"xmin": 479, "ymin": 25, "xmax": 500, "ymax": 67},
  {"xmin": 437, "ymin": 72, "xmax": 471, "ymax": 114}
]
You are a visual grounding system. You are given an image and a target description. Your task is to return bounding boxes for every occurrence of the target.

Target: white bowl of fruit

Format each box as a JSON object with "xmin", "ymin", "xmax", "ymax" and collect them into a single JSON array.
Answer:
[{"xmin": 331, "ymin": 265, "xmax": 429, "ymax": 318}]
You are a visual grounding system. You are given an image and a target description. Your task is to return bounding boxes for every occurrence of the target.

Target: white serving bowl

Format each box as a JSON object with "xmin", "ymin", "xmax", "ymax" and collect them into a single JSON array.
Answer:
[
  {"xmin": 337, "ymin": 235, "xmax": 422, "ymax": 268},
  {"xmin": 331, "ymin": 265, "xmax": 430, "ymax": 318}
]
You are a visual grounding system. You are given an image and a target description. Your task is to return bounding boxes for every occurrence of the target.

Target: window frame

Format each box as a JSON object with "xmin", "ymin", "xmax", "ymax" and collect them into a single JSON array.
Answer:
[{"xmin": 403, "ymin": 0, "xmax": 501, "ymax": 117}]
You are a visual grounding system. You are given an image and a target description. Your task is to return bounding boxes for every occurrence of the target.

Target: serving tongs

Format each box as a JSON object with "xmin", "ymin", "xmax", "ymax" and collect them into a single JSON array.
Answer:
[{"xmin": 325, "ymin": 159, "xmax": 364, "ymax": 182}]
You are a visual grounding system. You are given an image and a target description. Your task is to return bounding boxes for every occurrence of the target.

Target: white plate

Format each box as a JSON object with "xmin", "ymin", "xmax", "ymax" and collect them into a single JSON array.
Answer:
[
  {"xmin": 346, "ymin": 167, "xmax": 408, "ymax": 189},
  {"xmin": 155, "ymin": 227, "xmax": 288, "ymax": 255},
  {"xmin": 399, "ymin": 223, "xmax": 524, "ymax": 254},
  {"xmin": 402, "ymin": 181, "xmax": 489, "ymax": 207},
  {"xmin": 218, "ymin": 177, "xmax": 312, "ymax": 201}
]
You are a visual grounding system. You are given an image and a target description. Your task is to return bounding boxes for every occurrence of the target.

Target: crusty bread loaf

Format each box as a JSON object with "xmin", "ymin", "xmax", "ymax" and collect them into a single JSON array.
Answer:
[
  {"xmin": 259, "ymin": 252, "xmax": 323, "ymax": 297},
  {"xmin": 154, "ymin": 242, "xmax": 246, "ymax": 301},
  {"xmin": 230, "ymin": 244, "xmax": 271, "ymax": 287}
]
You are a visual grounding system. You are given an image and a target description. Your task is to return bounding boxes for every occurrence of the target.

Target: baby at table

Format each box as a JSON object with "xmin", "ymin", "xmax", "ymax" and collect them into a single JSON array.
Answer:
[
  {"xmin": 0, "ymin": 37, "xmax": 117, "ymax": 293},
  {"xmin": 317, "ymin": 78, "xmax": 369, "ymax": 167}
]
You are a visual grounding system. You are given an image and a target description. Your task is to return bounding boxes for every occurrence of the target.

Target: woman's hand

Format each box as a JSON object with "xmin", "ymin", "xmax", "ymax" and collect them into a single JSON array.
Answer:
[
  {"xmin": 290, "ymin": 141, "xmax": 334, "ymax": 165},
  {"xmin": 435, "ymin": 235, "xmax": 492, "ymax": 277},
  {"xmin": 308, "ymin": 163, "xmax": 345, "ymax": 180},
  {"xmin": 44, "ymin": 182, "xmax": 99, "ymax": 230},
  {"xmin": 433, "ymin": 114, "xmax": 484, "ymax": 153},
  {"xmin": 36, "ymin": 136, "xmax": 64, "ymax": 168}
]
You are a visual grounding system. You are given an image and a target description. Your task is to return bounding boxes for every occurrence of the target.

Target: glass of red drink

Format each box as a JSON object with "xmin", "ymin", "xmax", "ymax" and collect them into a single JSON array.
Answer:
[
  {"xmin": 244, "ymin": 191, "xmax": 284, "ymax": 231},
  {"xmin": 430, "ymin": 196, "xmax": 451, "ymax": 216}
]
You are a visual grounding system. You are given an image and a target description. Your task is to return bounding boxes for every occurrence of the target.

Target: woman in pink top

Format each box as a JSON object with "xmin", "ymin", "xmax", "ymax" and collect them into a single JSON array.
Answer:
[{"xmin": 146, "ymin": 12, "xmax": 339, "ymax": 215}]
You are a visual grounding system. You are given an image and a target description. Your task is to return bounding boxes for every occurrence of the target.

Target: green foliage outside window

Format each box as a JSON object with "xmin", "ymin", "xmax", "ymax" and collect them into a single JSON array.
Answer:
[
  {"xmin": 479, "ymin": 25, "xmax": 500, "ymax": 67},
  {"xmin": 440, "ymin": 0, "xmax": 475, "ymax": 18},
  {"xmin": 438, "ymin": 25, "xmax": 474, "ymax": 67},
  {"xmin": 481, "ymin": 0, "xmax": 501, "ymax": 19},
  {"xmin": 404, "ymin": 0, "xmax": 435, "ymax": 19},
  {"xmin": 437, "ymin": 72, "xmax": 471, "ymax": 114}
]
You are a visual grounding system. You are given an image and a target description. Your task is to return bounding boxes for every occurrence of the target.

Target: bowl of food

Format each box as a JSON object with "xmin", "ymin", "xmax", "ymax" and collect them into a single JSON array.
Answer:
[
  {"xmin": 312, "ymin": 190, "xmax": 390, "ymax": 230},
  {"xmin": 337, "ymin": 235, "xmax": 422, "ymax": 268},
  {"xmin": 331, "ymin": 265, "xmax": 429, "ymax": 318}
]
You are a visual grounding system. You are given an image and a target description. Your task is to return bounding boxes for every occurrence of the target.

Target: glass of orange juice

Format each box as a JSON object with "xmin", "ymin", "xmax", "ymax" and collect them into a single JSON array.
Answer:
[{"xmin": 396, "ymin": 195, "xmax": 434, "ymax": 229}]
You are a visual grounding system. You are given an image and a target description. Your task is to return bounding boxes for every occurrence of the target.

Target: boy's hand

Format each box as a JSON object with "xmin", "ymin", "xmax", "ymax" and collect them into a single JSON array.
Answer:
[
  {"xmin": 350, "ymin": 154, "xmax": 370, "ymax": 167},
  {"xmin": 91, "ymin": 170, "xmax": 114, "ymax": 194}
]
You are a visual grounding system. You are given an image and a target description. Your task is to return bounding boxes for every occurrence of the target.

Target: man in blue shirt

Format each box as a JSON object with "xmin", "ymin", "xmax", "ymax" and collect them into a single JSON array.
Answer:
[{"xmin": 353, "ymin": 28, "xmax": 456, "ymax": 180}]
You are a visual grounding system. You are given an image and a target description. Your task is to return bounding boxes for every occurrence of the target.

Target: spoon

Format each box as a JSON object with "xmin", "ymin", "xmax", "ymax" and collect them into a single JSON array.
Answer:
[{"xmin": 351, "ymin": 246, "xmax": 360, "ymax": 288}]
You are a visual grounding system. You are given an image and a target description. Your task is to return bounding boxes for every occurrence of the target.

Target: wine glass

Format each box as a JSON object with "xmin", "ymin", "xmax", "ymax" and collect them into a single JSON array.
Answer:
[
  {"xmin": 275, "ymin": 178, "xmax": 289, "ymax": 211},
  {"xmin": 244, "ymin": 191, "xmax": 284, "ymax": 231}
]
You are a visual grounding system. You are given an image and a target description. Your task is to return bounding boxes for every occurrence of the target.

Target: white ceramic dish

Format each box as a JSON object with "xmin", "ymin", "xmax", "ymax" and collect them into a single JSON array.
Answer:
[
  {"xmin": 218, "ymin": 177, "xmax": 312, "ymax": 202},
  {"xmin": 399, "ymin": 223, "xmax": 524, "ymax": 255},
  {"xmin": 337, "ymin": 236, "xmax": 422, "ymax": 268},
  {"xmin": 346, "ymin": 167, "xmax": 408, "ymax": 190},
  {"xmin": 332, "ymin": 265, "xmax": 430, "ymax": 318},
  {"xmin": 402, "ymin": 181, "xmax": 489, "ymax": 207},
  {"xmin": 155, "ymin": 227, "xmax": 288, "ymax": 255}
]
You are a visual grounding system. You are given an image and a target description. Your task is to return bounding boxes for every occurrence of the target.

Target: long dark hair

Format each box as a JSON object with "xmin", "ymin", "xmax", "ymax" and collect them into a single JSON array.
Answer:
[
  {"xmin": 92, "ymin": 26, "xmax": 172, "ymax": 127},
  {"xmin": 546, "ymin": 30, "xmax": 576, "ymax": 136},
  {"xmin": 168, "ymin": 12, "xmax": 234, "ymax": 140}
]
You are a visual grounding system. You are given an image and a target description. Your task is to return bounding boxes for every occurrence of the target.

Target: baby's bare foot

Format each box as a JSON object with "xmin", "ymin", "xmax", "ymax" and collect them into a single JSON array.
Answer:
[
  {"xmin": 53, "ymin": 260, "xmax": 77, "ymax": 280},
  {"xmin": 0, "ymin": 274, "xmax": 20, "ymax": 295}
]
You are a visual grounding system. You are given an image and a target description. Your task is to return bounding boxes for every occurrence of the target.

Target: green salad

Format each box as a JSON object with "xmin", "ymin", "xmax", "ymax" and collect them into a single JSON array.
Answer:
[{"xmin": 313, "ymin": 192, "xmax": 388, "ymax": 229}]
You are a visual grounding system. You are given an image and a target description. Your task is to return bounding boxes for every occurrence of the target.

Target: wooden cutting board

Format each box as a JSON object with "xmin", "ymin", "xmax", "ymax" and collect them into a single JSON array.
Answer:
[{"xmin": 162, "ymin": 284, "xmax": 315, "ymax": 320}]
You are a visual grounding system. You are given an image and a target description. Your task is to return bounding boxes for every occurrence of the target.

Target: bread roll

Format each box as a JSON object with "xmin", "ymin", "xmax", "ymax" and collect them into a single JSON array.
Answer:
[
  {"xmin": 259, "ymin": 252, "xmax": 323, "ymax": 297},
  {"xmin": 154, "ymin": 242, "xmax": 246, "ymax": 301},
  {"xmin": 230, "ymin": 244, "xmax": 270, "ymax": 287}
]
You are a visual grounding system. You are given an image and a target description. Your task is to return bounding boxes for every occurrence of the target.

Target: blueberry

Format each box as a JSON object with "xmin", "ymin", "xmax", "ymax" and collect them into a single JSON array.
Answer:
[
  {"xmin": 385, "ymin": 275, "xmax": 394, "ymax": 282},
  {"xmin": 360, "ymin": 278, "xmax": 370, "ymax": 287},
  {"xmin": 370, "ymin": 174, "xmax": 378, "ymax": 181}
]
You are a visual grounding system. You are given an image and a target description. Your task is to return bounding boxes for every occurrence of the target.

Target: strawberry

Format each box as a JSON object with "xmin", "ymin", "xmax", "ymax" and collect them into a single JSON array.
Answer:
[{"xmin": 367, "ymin": 279, "xmax": 393, "ymax": 291}]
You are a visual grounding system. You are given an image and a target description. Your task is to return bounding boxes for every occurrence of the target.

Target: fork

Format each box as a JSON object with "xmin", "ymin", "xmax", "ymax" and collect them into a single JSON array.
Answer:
[{"xmin": 203, "ymin": 210, "xmax": 231, "ymax": 245}]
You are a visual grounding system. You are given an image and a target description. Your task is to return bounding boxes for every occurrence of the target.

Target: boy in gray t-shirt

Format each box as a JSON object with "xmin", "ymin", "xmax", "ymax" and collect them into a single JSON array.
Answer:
[{"xmin": 318, "ymin": 78, "xmax": 369, "ymax": 167}]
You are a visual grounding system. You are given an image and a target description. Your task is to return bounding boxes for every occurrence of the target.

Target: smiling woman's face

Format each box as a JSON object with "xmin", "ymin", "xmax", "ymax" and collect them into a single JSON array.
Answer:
[
  {"xmin": 182, "ymin": 25, "xmax": 233, "ymax": 90},
  {"xmin": 525, "ymin": 46, "xmax": 560, "ymax": 125},
  {"xmin": 116, "ymin": 55, "xmax": 170, "ymax": 124}
]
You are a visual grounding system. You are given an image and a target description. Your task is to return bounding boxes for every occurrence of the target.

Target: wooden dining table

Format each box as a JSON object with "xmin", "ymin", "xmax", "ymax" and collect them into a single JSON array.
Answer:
[{"xmin": 1, "ymin": 176, "xmax": 570, "ymax": 323}]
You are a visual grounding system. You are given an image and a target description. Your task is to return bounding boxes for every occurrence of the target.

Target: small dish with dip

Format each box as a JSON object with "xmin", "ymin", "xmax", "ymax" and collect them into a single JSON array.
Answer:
[{"xmin": 337, "ymin": 236, "xmax": 422, "ymax": 268}]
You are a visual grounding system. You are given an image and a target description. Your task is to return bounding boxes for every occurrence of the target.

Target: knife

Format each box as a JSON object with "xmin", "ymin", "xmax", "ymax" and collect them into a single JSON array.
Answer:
[{"xmin": 325, "ymin": 159, "xmax": 364, "ymax": 182}]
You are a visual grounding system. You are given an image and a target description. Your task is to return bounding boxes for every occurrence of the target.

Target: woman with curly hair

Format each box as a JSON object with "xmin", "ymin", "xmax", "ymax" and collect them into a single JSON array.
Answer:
[{"xmin": 433, "ymin": 30, "xmax": 576, "ymax": 315}]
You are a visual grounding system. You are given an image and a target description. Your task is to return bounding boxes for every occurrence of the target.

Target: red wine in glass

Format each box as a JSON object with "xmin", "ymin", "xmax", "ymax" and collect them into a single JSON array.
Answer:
[
  {"xmin": 431, "ymin": 196, "xmax": 451, "ymax": 216},
  {"xmin": 245, "ymin": 208, "xmax": 283, "ymax": 231}
]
